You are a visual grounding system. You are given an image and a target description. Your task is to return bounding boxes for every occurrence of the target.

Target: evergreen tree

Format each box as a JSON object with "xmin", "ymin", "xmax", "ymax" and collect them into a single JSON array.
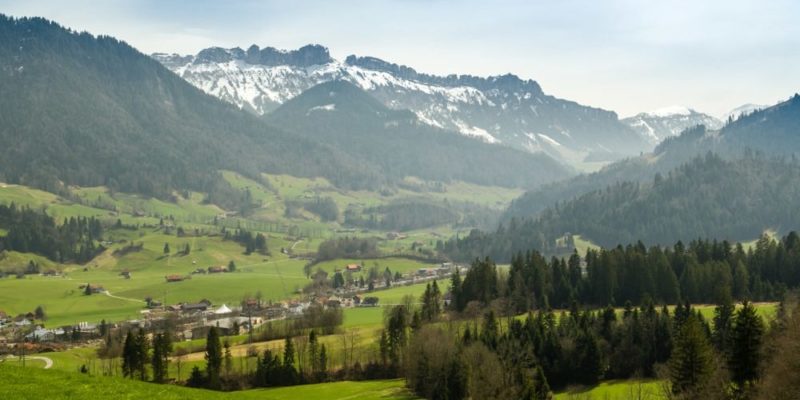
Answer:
[
  {"xmin": 227, "ymin": 260, "xmax": 236, "ymax": 272},
  {"xmin": 163, "ymin": 243, "xmax": 170, "ymax": 254},
  {"xmin": 450, "ymin": 268, "xmax": 463, "ymax": 311},
  {"xmin": 205, "ymin": 327, "xmax": 222, "ymax": 389},
  {"xmin": 151, "ymin": 333, "xmax": 172, "ymax": 383},
  {"xmin": 122, "ymin": 331, "xmax": 136, "ymax": 378},
  {"xmin": 669, "ymin": 317, "xmax": 713, "ymax": 394},
  {"xmin": 308, "ymin": 330, "xmax": 319, "ymax": 373},
  {"xmin": 532, "ymin": 365, "xmax": 552, "ymax": 400},
  {"xmin": 728, "ymin": 301, "xmax": 764, "ymax": 385}
]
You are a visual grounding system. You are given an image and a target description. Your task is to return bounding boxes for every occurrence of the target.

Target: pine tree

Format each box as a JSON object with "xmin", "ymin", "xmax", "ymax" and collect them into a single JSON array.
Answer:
[
  {"xmin": 729, "ymin": 301, "xmax": 764, "ymax": 385},
  {"xmin": 223, "ymin": 340, "xmax": 232, "ymax": 379},
  {"xmin": 317, "ymin": 344, "xmax": 328, "ymax": 376},
  {"xmin": 151, "ymin": 333, "xmax": 172, "ymax": 383},
  {"xmin": 205, "ymin": 327, "xmax": 222, "ymax": 389},
  {"xmin": 669, "ymin": 317, "xmax": 713, "ymax": 394},
  {"xmin": 308, "ymin": 330, "xmax": 319, "ymax": 373},
  {"xmin": 163, "ymin": 242, "xmax": 170, "ymax": 254},
  {"xmin": 532, "ymin": 365, "xmax": 552, "ymax": 400},
  {"xmin": 122, "ymin": 331, "xmax": 135, "ymax": 378},
  {"xmin": 227, "ymin": 260, "xmax": 236, "ymax": 273},
  {"xmin": 450, "ymin": 268, "xmax": 463, "ymax": 311},
  {"xmin": 134, "ymin": 329, "xmax": 149, "ymax": 381},
  {"xmin": 712, "ymin": 296, "xmax": 735, "ymax": 353}
]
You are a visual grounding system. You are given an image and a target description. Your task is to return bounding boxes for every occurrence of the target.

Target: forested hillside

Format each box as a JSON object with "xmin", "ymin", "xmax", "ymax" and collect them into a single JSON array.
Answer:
[
  {"xmin": 504, "ymin": 95, "xmax": 800, "ymax": 221},
  {"xmin": 0, "ymin": 16, "xmax": 384, "ymax": 200},
  {"xmin": 446, "ymin": 154, "xmax": 800, "ymax": 261},
  {"xmin": 266, "ymin": 80, "xmax": 572, "ymax": 188}
]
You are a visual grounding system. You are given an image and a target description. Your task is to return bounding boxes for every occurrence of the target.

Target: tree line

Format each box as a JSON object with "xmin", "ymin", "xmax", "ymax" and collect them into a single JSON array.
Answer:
[
  {"xmin": 448, "ymin": 233, "xmax": 800, "ymax": 311},
  {"xmin": 0, "ymin": 203, "xmax": 103, "ymax": 264}
]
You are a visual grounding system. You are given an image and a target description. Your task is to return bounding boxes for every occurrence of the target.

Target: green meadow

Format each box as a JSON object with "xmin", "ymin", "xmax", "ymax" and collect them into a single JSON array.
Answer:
[{"xmin": 0, "ymin": 364, "xmax": 416, "ymax": 400}]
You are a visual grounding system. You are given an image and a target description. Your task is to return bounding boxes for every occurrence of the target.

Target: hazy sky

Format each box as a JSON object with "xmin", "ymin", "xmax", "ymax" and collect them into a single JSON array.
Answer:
[{"xmin": 2, "ymin": 0, "xmax": 799, "ymax": 117}]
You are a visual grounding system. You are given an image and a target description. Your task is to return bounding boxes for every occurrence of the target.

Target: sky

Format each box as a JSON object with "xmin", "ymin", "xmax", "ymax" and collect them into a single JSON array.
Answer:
[{"xmin": 2, "ymin": 0, "xmax": 799, "ymax": 118}]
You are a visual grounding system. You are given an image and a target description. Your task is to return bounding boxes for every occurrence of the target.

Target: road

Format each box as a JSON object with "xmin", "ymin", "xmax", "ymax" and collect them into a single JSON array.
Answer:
[{"xmin": 2, "ymin": 355, "xmax": 54, "ymax": 369}]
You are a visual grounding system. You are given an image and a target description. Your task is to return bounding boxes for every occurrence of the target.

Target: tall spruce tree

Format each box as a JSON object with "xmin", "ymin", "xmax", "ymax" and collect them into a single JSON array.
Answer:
[
  {"xmin": 669, "ymin": 317, "xmax": 713, "ymax": 394},
  {"xmin": 205, "ymin": 327, "xmax": 222, "ymax": 389},
  {"xmin": 729, "ymin": 301, "xmax": 764, "ymax": 385}
]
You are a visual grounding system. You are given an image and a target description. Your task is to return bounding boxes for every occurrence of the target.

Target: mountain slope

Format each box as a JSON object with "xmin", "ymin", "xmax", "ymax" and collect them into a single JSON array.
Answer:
[
  {"xmin": 447, "ymin": 154, "xmax": 800, "ymax": 262},
  {"xmin": 504, "ymin": 94, "xmax": 800, "ymax": 221},
  {"xmin": 0, "ymin": 15, "xmax": 380, "ymax": 199},
  {"xmin": 265, "ymin": 80, "xmax": 572, "ymax": 189},
  {"xmin": 154, "ymin": 45, "xmax": 651, "ymax": 168},
  {"xmin": 622, "ymin": 106, "xmax": 722, "ymax": 143}
]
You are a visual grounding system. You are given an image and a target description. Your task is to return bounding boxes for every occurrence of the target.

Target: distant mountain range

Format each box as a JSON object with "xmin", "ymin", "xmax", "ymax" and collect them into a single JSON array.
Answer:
[
  {"xmin": 0, "ymin": 15, "xmax": 570, "ymax": 203},
  {"xmin": 153, "ymin": 45, "xmax": 651, "ymax": 168},
  {"xmin": 621, "ymin": 106, "xmax": 723, "ymax": 144}
]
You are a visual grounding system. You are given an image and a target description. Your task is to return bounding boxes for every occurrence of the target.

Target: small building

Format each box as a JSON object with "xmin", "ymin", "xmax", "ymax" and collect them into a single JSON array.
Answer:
[
  {"xmin": 26, "ymin": 327, "xmax": 55, "ymax": 342},
  {"xmin": 191, "ymin": 268, "xmax": 207, "ymax": 275},
  {"xmin": 120, "ymin": 270, "xmax": 132, "ymax": 279},
  {"xmin": 182, "ymin": 303, "xmax": 209, "ymax": 313},
  {"xmin": 207, "ymin": 266, "xmax": 227, "ymax": 274},
  {"xmin": 165, "ymin": 274, "xmax": 186, "ymax": 283},
  {"xmin": 345, "ymin": 264, "xmax": 362, "ymax": 272}
]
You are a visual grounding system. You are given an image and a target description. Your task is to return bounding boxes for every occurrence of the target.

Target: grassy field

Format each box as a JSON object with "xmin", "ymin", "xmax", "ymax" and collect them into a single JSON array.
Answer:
[
  {"xmin": 555, "ymin": 379, "xmax": 667, "ymax": 399},
  {"xmin": 0, "ymin": 364, "xmax": 416, "ymax": 400}
]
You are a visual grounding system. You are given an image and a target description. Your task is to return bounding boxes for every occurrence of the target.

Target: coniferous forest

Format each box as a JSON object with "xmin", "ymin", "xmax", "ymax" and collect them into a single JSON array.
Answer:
[{"xmin": 0, "ymin": 204, "xmax": 103, "ymax": 263}]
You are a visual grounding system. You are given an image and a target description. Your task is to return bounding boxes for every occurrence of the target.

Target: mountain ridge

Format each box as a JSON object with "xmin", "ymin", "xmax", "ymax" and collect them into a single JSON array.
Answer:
[{"xmin": 153, "ymin": 44, "xmax": 651, "ymax": 169}]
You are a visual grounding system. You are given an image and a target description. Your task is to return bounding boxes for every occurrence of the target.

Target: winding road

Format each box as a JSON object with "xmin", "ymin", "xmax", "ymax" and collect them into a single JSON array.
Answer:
[{"xmin": 3, "ymin": 355, "xmax": 53, "ymax": 369}]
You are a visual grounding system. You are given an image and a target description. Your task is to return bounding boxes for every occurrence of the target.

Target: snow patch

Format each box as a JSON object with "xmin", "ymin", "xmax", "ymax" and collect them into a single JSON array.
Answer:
[
  {"xmin": 307, "ymin": 103, "xmax": 336, "ymax": 115},
  {"xmin": 645, "ymin": 105, "xmax": 692, "ymax": 117}
]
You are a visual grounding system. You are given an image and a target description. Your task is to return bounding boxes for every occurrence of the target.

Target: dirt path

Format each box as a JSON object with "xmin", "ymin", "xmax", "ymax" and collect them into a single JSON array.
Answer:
[
  {"xmin": 103, "ymin": 290, "xmax": 145, "ymax": 304},
  {"xmin": 3, "ymin": 355, "xmax": 54, "ymax": 369}
]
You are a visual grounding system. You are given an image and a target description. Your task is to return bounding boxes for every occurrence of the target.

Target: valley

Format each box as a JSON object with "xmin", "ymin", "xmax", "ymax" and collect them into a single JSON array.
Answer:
[{"xmin": 1, "ymin": 7, "xmax": 799, "ymax": 400}]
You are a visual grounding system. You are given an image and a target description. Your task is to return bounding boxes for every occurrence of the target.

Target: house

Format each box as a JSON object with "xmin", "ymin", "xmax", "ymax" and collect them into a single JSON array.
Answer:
[
  {"xmin": 417, "ymin": 268, "xmax": 436, "ymax": 277},
  {"xmin": 165, "ymin": 274, "xmax": 186, "ymax": 283},
  {"xmin": 182, "ymin": 303, "xmax": 209, "ymax": 313},
  {"xmin": 264, "ymin": 304, "xmax": 287, "ymax": 319},
  {"xmin": 207, "ymin": 266, "xmax": 227, "ymax": 274},
  {"xmin": 191, "ymin": 268, "xmax": 207, "ymax": 275},
  {"xmin": 27, "ymin": 327, "xmax": 55, "ymax": 342},
  {"xmin": 167, "ymin": 304, "xmax": 182, "ymax": 312},
  {"xmin": 345, "ymin": 264, "xmax": 362, "ymax": 272},
  {"xmin": 120, "ymin": 270, "xmax": 131, "ymax": 279},
  {"xmin": 43, "ymin": 269, "xmax": 59, "ymax": 277}
]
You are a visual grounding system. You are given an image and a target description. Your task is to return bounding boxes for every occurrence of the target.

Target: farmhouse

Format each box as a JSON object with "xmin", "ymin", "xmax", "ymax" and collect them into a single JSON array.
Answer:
[
  {"xmin": 345, "ymin": 263, "xmax": 362, "ymax": 272},
  {"xmin": 207, "ymin": 265, "xmax": 227, "ymax": 274},
  {"xmin": 165, "ymin": 274, "xmax": 186, "ymax": 283},
  {"xmin": 181, "ymin": 303, "xmax": 209, "ymax": 313}
]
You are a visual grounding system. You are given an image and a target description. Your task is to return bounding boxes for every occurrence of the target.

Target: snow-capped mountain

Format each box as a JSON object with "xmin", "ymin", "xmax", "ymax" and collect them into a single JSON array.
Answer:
[
  {"xmin": 621, "ymin": 106, "xmax": 723, "ymax": 144},
  {"xmin": 722, "ymin": 103, "xmax": 769, "ymax": 122},
  {"xmin": 153, "ymin": 45, "xmax": 650, "ymax": 169}
]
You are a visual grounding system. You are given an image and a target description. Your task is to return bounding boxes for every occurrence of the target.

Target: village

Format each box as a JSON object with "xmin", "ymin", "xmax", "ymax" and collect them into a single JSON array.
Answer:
[{"xmin": 0, "ymin": 262, "xmax": 462, "ymax": 352}]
